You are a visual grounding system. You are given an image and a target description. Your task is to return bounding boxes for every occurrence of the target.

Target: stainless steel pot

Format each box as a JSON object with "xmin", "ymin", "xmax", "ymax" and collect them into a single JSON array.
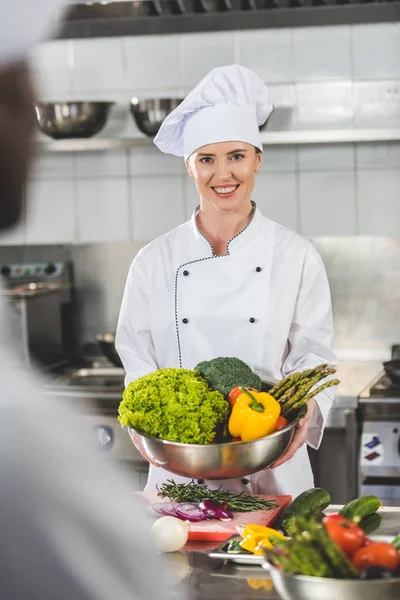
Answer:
[
  {"xmin": 128, "ymin": 406, "xmax": 306, "ymax": 479},
  {"xmin": 34, "ymin": 101, "xmax": 115, "ymax": 139},
  {"xmin": 265, "ymin": 563, "xmax": 400, "ymax": 600},
  {"xmin": 96, "ymin": 333, "xmax": 123, "ymax": 368},
  {"xmin": 130, "ymin": 98, "xmax": 183, "ymax": 137}
]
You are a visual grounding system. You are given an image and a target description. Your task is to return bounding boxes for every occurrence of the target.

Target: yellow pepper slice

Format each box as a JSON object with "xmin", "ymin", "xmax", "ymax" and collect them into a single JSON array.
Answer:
[
  {"xmin": 242, "ymin": 525, "xmax": 286, "ymax": 540},
  {"xmin": 228, "ymin": 387, "xmax": 281, "ymax": 442},
  {"xmin": 247, "ymin": 578, "xmax": 274, "ymax": 591},
  {"xmin": 239, "ymin": 525, "xmax": 287, "ymax": 553}
]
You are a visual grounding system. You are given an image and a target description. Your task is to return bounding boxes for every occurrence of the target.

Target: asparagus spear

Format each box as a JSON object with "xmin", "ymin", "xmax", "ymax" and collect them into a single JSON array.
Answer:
[{"xmin": 286, "ymin": 379, "xmax": 340, "ymax": 418}]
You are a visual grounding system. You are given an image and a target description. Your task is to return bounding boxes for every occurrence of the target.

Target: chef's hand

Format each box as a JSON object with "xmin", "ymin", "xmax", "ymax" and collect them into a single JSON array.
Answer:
[
  {"xmin": 129, "ymin": 429, "xmax": 159, "ymax": 467},
  {"xmin": 270, "ymin": 399, "xmax": 316, "ymax": 469}
]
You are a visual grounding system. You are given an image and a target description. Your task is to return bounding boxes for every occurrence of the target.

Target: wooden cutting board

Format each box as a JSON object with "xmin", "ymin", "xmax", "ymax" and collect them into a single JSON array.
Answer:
[{"xmin": 136, "ymin": 492, "xmax": 292, "ymax": 541}]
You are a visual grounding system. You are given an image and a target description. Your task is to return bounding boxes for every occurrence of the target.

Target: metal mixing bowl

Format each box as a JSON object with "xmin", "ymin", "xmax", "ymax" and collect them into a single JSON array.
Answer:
[
  {"xmin": 265, "ymin": 563, "xmax": 400, "ymax": 600},
  {"xmin": 130, "ymin": 98, "xmax": 183, "ymax": 137},
  {"xmin": 129, "ymin": 406, "xmax": 305, "ymax": 479},
  {"xmin": 34, "ymin": 101, "xmax": 115, "ymax": 139}
]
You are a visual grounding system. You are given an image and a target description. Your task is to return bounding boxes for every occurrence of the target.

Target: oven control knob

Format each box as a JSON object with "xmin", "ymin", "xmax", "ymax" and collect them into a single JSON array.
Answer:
[
  {"xmin": 44, "ymin": 262, "xmax": 56, "ymax": 275},
  {"xmin": 93, "ymin": 425, "xmax": 114, "ymax": 451},
  {"xmin": 0, "ymin": 265, "xmax": 10, "ymax": 277}
]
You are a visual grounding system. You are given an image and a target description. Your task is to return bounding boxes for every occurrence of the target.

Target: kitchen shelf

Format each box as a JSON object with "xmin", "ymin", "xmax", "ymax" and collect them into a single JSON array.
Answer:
[{"xmin": 35, "ymin": 128, "xmax": 400, "ymax": 153}]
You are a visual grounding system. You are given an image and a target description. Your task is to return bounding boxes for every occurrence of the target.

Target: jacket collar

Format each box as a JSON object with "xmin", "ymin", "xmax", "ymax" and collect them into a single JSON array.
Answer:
[{"xmin": 190, "ymin": 202, "xmax": 263, "ymax": 255}]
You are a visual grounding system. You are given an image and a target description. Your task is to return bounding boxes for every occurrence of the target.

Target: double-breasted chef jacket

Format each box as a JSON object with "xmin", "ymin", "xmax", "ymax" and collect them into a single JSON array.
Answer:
[{"xmin": 116, "ymin": 204, "xmax": 337, "ymax": 498}]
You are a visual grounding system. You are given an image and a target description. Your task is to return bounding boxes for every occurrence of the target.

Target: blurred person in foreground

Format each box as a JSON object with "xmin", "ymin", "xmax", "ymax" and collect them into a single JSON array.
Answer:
[{"xmin": 0, "ymin": 2, "xmax": 176, "ymax": 599}]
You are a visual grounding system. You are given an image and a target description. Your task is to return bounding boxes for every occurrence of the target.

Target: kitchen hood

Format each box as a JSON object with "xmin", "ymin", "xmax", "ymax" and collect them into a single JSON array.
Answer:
[{"xmin": 57, "ymin": 1, "xmax": 400, "ymax": 40}]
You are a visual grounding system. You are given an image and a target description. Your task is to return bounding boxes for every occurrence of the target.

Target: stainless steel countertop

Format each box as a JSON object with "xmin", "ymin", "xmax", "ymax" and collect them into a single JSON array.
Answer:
[
  {"xmin": 173, "ymin": 506, "xmax": 400, "ymax": 600},
  {"xmin": 331, "ymin": 361, "xmax": 382, "ymax": 410}
]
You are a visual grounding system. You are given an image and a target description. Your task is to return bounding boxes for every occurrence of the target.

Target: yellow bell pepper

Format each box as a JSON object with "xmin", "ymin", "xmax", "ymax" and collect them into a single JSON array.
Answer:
[
  {"xmin": 228, "ymin": 387, "xmax": 281, "ymax": 442},
  {"xmin": 247, "ymin": 578, "xmax": 274, "ymax": 591},
  {"xmin": 239, "ymin": 525, "xmax": 287, "ymax": 554}
]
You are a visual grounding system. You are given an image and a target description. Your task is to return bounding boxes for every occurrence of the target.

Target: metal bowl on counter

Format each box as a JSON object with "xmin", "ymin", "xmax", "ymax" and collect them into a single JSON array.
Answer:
[
  {"xmin": 128, "ymin": 406, "xmax": 305, "ymax": 479},
  {"xmin": 34, "ymin": 101, "xmax": 115, "ymax": 139},
  {"xmin": 96, "ymin": 333, "xmax": 123, "ymax": 368},
  {"xmin": 265, "ymin": 563, "xmax": 400, "ymax": 600},
  {"xmin": 130, "ymin": 98, "xmax": 183, "ymax": 137}
]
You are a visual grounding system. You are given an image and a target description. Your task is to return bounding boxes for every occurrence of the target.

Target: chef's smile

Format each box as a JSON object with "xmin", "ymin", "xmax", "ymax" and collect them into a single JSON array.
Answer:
[{"xmin": 212, "ymin": 184, "xmax": 240, "ymax": 199}]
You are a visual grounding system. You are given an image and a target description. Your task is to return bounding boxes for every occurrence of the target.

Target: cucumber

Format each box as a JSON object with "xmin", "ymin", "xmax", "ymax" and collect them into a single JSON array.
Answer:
[
  {"xmin": 359, "ymin": 512, "xmax": 382, "ymax": 535},
  {"xmin": 339, "ymin": 496, "xmax": 382, "ymax": 522},
  {"xmin": 279, "ymin": 488, "xmax": 331, "ymax": 535},
  {"xmin": 392, "ymin": 533, "xmax": 400, "ymax": 550}
]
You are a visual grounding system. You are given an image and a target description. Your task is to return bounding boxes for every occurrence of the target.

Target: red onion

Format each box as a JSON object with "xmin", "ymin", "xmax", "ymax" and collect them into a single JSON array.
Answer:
[
  {"xmin": 175, "ymin": 503, "xmax": 208, "ymax": 522},
  {"xmin": 198, "ymin": 498, "xmax": 233, "ymax": 521},
  {"xmin": 152, "ymin": 502, "xmax": 179, "ymax": 518}
]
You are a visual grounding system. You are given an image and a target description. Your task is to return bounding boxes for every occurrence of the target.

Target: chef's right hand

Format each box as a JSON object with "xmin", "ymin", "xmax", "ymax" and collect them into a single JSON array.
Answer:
[{"xmin": 128, "ymin": 429, "xmax": 159, "ymax": 467}]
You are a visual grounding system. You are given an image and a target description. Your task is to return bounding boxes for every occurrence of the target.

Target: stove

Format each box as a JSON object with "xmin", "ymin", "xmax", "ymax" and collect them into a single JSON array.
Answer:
[{"xmin": 358, "ymin": 346, "xmax": 400, "ymax": 506}]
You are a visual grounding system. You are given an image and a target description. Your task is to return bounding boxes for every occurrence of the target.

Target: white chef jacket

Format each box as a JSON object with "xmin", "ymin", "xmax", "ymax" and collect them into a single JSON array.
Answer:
[
  {"xmin": 116, "ymin": 205, "xmax": 337, "ymax": 498},
  {"xmin": 0, "ymin": 291, "xmax": 175, "ymax": 600}
]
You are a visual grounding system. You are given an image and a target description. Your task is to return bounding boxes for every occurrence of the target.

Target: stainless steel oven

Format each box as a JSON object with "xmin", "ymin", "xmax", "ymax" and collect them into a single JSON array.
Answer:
[{"xmin": 44, "ymin": 367, "xmax": 149, "ymax": 490}]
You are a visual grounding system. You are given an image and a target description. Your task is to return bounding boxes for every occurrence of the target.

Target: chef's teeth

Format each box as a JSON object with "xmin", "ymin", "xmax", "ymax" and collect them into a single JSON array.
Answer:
[{"xmin": 214, "ymin": 186, "xmax": 237, "ymax": 194}]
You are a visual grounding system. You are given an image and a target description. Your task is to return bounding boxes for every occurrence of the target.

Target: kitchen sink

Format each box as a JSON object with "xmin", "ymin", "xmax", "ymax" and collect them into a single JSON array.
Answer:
[{"xmin": 50, "ymin": 367, "xmax": 125, "ymax": 391}]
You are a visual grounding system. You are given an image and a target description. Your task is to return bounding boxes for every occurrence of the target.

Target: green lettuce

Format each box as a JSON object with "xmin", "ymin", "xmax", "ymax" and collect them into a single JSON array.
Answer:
[{"xmin": 118, "ymin": 368, "xmax": 229, "ymax": 444}]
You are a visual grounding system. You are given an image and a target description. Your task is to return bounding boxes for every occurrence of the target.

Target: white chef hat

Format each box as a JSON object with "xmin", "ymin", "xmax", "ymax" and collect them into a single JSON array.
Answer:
[
  {"xmin": 0, "ymin": 0, "xmax": 66, "ymax": 67},
  {"xmin": 154, "ymin": 65, "xmax": 273, "ymax": 160}
]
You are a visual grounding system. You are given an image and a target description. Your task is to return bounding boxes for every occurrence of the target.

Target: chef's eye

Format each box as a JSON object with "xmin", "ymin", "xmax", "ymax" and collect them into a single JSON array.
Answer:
[
  {"xmin": 200, "ymin": 156, "xmax": 213, "ymax": 164},
  {"xmin": 230, "ymin": 153, "xmax": 244, "ymax": 161}
]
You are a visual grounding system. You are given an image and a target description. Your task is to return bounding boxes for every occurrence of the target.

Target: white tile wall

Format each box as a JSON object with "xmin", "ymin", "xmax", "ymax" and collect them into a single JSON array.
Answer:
[
  {"xmin": 128, "ymin": 147, "xmax": 183, "ymax": 176},
  {"xmin": 182, "ymin": 32, "xmax": 235, "ymax": 88},
  {"xmin": 26, "ymin": 181, "xmax": 75, "ymax": 244},
  {"xmin": 293, "ymin": 26, "xmax": 352, "ymax": 82},
  {"xmin": 124, "ymin": 35, "xmax": 182, "ymax": 92},
  {"xmin": 30, "ymin": 40, "xmax": 72, "ymax": 100},
  {"xmin": 299, "ymin": 172, "xmax": 357, "ymax": 236},
  {"xmin": 353, "ymin": 24, "xmax": 400, "ymax": 80},
  {"xmin": 356, "ymin": 143, "xmax": 400, "ymax": 171},
  {"xmin": 72, "ymin": 38, "xmax": 126, "ymax": 93},
  {"xmin": 76, "ymin": 179, "xmax": 130, "ymax": 243},
  {"xmin": 237, "ymin": 29, "xmax": 293, "ymax": 84},
  {"xmin": 184, "ymin": 178, "xmax": 199, "ymax": 220},
  {"xmin": 130, "ymin": 177, "xmax": 185, "ymax": 242},
  {"xmin": 298, "ymin": 145, "xmax": 355, "ymax": 171},
  {"xmin": 76, "ymin": 150, "xmax": 128, "ymax": 179},
  {"xmin": 253, "ymin": 173, "xmax": 298, "ymax": 231},
  {"xmin": 7, "ymin": 22, "xmax": 398, "ymax": 249},
  {"xmin": 358, "ymin": 171, "xmax": 400, "ymax": 235}
]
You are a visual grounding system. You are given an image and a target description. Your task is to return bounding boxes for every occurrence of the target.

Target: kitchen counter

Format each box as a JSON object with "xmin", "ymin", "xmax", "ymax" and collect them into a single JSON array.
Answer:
[
  {"xmin": 169, "ymin": 506, "xmax": 400, "ymax": 600},
  {"xmin": 332, "ymin": 361, "xmax": 382, "ymax": 410}
]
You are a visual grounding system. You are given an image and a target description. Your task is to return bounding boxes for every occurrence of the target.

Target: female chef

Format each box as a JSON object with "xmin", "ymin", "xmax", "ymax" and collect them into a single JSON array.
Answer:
[{"xmin": 116, "ymin": 65, "xmax": 337, "ymax": 497}]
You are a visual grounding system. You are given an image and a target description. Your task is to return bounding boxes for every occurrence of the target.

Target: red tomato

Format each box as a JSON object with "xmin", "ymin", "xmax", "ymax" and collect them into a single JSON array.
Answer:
[
  {"xmin": 228, "ymin": 386, "xmax": 257, "ymax": 408},
  {"xmin": 323, "ymin": 515, "xmax": 365, "ymax": 557},
  {"xmin": 273, "ymin": 416, "xmax": 289, "ymax": 432},
  {"xmin": 352, "ymin": 542, "xmax": 400, "ymax": 572}
]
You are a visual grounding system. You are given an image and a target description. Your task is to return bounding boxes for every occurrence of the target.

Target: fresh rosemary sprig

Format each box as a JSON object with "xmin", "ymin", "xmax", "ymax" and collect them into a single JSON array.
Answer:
[{"xmin": 157, "ymin": 480, "xmax": 277, "ymax": 512}]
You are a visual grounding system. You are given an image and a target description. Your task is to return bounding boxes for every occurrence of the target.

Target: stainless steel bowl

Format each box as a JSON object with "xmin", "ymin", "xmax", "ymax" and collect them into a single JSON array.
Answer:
[
  {"xmin": 34, "ymin": 101, "xmax": 115, "ymax": 139},
  {"xmin": 265, "ymin": 563, "xmax": 400, "ymax": 600},
  {"xmin": 130, "ymin": 98, "xmax": 183, "ymax": 137},
  {"xmin": 129, "ymin": 406, "xmax": 305, "ymax": 479}
]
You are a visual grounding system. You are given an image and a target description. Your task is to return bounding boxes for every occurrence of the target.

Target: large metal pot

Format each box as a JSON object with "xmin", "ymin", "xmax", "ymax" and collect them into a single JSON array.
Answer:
[
  {"xmin": 264, "ymin": 562, "xmax": 400, "ymax": 600},
  {"xmin": 130, "ymin": 98, "xmax": 183, "ymax": 137},
  {"xmin": 128, "ymin": 406, "xmax": 306, "ymax": 479},
  {"xmin": 34, "ymin": 101, "xmax": 115, "ymax": 139},
  {"xmin": 96, "ymin": 333, "xmax": 123, "ymax": 368}
]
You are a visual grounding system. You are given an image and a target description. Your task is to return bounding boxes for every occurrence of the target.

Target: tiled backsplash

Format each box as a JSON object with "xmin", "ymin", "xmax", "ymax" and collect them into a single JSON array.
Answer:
[{"xmin": 1, "ymin": 23, "xmax": 400, "ymax": 246}]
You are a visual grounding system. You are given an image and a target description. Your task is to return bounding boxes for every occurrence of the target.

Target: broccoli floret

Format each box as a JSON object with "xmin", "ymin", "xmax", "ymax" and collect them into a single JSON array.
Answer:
[
  {"xmin": 118, "ymin": 368, "xmax": 229, "ymax": 445},
  {"xmin": 195, "ymin": 357, "xmax": 262, "ymax": 397}
]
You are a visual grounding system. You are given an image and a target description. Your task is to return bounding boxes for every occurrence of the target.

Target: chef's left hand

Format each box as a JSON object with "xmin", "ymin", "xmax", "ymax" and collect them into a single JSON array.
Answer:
[{"xmin": 270, "ymin": 399, "xmax": 316, "ymax": 469}]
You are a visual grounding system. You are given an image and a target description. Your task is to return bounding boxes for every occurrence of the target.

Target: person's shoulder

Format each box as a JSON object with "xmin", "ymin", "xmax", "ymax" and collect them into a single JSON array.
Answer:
[
  {"xmin": 261, "ymin": 215, "xmax": 311, "ymax": 253},
  {"xmin": 130, "ymin": 220, "xmax": 192, "ymax": 271}
]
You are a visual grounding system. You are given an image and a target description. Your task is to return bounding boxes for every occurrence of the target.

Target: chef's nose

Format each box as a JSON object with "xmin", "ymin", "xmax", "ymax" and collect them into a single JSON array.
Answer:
[{"xmin": 214, "ymin": 159, "xmax": 233, "ymax": 181}]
